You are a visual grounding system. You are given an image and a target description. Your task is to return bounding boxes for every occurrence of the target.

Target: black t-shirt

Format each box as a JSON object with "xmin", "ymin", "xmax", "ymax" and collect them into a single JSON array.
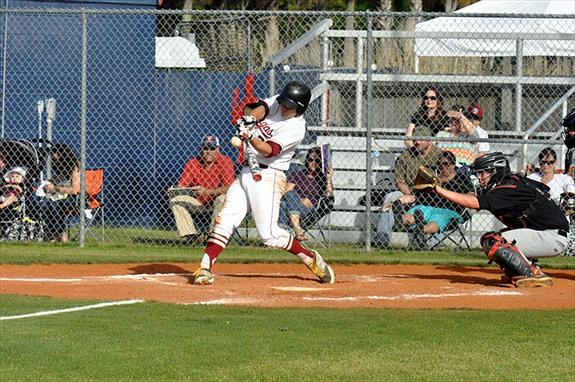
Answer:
[
  {"xmin": 418, "ymin": 173, "xmax": 474, "ymax": 215},
  {"xmin": 477, "ymin": 175, "xmax": 569, "ymax": 231},
  {"xmin": 410, "ymin": 109, "xmax": 450, "ymax": 136}
]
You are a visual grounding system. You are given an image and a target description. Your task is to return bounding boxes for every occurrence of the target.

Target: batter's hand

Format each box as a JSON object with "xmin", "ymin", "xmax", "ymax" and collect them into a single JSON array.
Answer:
[{"xmin": 236, "ymin": 115, "xmax": 257, "ymax": 141}]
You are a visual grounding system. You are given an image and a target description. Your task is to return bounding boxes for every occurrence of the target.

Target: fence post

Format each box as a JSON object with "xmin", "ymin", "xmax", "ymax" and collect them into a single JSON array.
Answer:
[
  {"xmin": 79, "ymin": 9, "xmax": 89, "ymax": 248},
  {"xmin": 365, "ymin": 11, "xmax": 374, "ymax": 251},
  {"xmin": 1, "ymin": 8, "xmax": 7, "ymax": 139}
]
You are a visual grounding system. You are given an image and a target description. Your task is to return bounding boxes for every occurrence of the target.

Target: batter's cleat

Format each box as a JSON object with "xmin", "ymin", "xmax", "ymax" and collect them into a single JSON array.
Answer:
[
  {"xmin": 307, "ymin": 250, "xmax": 335, "ymax": 284},
  {"xmin": 192, "ymin": 268, "xmax": 214, "ymax": 285},
  {"xmin": 513, "ymin": 274, "xmax": 554, "ymax": 288}
]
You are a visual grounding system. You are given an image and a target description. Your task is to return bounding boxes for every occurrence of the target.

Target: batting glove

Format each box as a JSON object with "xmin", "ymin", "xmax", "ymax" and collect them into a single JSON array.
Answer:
[{"xmin": 236, "ymin": 115, "xmax": 257, "ymax": 140}]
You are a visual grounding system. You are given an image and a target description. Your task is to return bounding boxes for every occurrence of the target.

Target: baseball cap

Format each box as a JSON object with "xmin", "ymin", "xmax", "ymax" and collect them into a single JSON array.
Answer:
[
  {"xmin": 467, "ymin": 103, "xmax": 484, "ymax": 120},
  {"xmin": 4, "ymin": 166, "xmax": 26, "ymax": 182},
  {"xmin": 202, "ymin": 135, "xmax": 220, "ymax": 149}
]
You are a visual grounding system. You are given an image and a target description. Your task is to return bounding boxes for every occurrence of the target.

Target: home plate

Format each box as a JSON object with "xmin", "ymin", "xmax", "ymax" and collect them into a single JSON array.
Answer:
[{"xmin": 272, "ymin": 286, "xmax": 331, "ymax": 292}]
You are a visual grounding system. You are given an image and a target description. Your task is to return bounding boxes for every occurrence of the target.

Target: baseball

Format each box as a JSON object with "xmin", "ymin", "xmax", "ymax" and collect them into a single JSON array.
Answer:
[{"xmin": 230, "ymin": 136, "xmax": 242, "ymax": 147}]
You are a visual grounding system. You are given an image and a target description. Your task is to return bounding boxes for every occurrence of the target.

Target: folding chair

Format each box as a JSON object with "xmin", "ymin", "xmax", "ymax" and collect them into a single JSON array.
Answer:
[
  {"xmin": 83, "ymin": 168, "xmax": 105, "ymax": 242},
  {"xmin": 300, "ymin": 196, "xmax": 334, "ymax": 248},
  {"xmin": 426, "ymin": 210, "xmax": 472, "ymax": 251}
]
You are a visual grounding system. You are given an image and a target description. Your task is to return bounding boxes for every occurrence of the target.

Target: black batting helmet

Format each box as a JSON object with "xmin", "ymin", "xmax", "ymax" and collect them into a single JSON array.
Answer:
[
  {"xmin": 277, "ymin": 81, "xmax": 311, "ymax": 116},
  {"xmin": 471, "ymin": 152, "xmax": 510, "ymax": 190}
]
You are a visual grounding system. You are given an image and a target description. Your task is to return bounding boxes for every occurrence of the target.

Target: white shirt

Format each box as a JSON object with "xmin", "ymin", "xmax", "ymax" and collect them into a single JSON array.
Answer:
[
  {"xmin": 475, "ymin": 125, "xmax": 490, "ymax": 154},
  {"xmin": 249, "ymin": 95, "xmax": 306, "ymax": 171},
  {"xmin": 527, "ymin": 172, "xmax": 575, "ymax": 204}
]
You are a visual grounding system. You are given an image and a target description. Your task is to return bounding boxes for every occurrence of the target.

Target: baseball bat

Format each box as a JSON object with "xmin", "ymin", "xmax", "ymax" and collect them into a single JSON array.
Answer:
[{"xmin": 244, "ymin": 142, "xmax": 262, "ymax": 182}]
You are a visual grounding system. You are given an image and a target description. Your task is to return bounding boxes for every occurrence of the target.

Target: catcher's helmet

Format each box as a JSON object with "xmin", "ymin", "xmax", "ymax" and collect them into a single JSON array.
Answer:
[
  {"xmin": 471, "ymin": 151, "xmax": 510, "ymax": 190},
  {"xmin": 277, "ymin": 81, "xmax": 311, "ymax": 116}
]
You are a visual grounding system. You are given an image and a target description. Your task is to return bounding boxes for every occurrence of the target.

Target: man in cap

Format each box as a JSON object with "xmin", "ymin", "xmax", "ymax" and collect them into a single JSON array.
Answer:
[
  {"xmin": 169, "ymin": 135, "xmax": 235, "ymax": 244},
  {"xmin": 466, "ymin": 103, "xmax": 490, "ymax": 158},
  {"xmin": 374, "ymin": 125, "xmax": 442, "ymax": 248}
]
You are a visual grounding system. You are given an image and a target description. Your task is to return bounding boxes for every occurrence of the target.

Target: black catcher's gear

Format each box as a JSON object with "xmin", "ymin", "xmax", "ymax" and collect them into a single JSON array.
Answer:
[
  {"xmin": 480, "ymin": 232, "xmax": 553, "ymax": 287},
  {"xmin": 277, "ymin": 81, "xmax": 311, "ymax": 116},
  {"xmin": 471, "ymin": 152, "xmax": 510, "ymax": 192}
]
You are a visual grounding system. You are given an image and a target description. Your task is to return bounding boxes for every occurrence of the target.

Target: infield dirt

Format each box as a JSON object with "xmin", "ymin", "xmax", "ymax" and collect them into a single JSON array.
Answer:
[{"xmin": 1, "ymin": 263, "xmax": 574, "ymax": 310}]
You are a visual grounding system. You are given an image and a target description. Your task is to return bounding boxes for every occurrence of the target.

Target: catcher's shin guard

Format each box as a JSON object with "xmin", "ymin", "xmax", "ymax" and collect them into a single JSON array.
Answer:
[{"xmin": 480, "ymin": 232, "xmax": 533, "ymax": 279}]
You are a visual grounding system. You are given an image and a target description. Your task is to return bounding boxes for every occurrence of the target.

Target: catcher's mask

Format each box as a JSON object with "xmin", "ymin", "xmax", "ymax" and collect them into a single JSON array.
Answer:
[
  {"xmin": 277, "ymin": 81, "xmax": 311, "ymax": 116},
  {"xmin": 562, "ymin": 108, "xmax": 575, "ymax": 149},
  {"xmin": 471, "ymin": 152, "xmax": 510, "ymax": 192}
]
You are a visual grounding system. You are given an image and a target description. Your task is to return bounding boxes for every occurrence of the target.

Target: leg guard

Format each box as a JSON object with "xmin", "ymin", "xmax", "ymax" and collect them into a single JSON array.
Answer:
[{"xmin": 480, "ymin": 232, "xmax": 533, "ymax": 279}]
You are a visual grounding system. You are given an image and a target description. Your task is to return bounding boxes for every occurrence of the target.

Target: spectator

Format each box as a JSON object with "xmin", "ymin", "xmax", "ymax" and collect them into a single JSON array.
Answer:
[
  {"xmin": 466, "ymin": 103, "xmax": 490, "ymax": 158},
  {"xmin": 527, "ymin": 147, "xmax": 575, "ymax": 205},
  {"xmin": 169, "ymin": 135, "xmax": 235, "ymax": 243},
  {"xmin": 0, "ymin": 167, "xmax": 26, "ymax": 222},
  {"xmin": 38, "ymin": 144, "xmax": 81, "ymax": 243},
  {"xmin": 436, "ymin": 105, "xmax": 479, "ymax": 168},
  {"xmin": 279, "ymin": 147, "xmax": 334, "ymax": 240},
  {"xmin": 399, "ymin": 151, "xmax": 475, "ymax": 249},
  {"xmin": 405, "ymin": 86, "xmax": 449, "ymax": 148},
  {"xmin": 374, "ymin": 125, "xmax": 442, "ymax": 247},
  {"xmin": 0, "ymin": 154, "xmax": 6, "ymax": 174}
]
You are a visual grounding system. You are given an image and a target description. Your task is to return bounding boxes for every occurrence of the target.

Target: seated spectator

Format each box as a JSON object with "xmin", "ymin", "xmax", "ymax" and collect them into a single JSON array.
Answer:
[
  {"xmin": 374, "ymin": 125, "xmax": 442, "ymax": 247},
  {"xmin": 279, "ymin": 147, "xmax": 334, "ymax": 240},
  {"xmin": 466, "ymin": 103, "xmax": 490, "ymax": 158},
  {"xmin": 399, "ymin": 151, "xmax": 475, "ymax": 249},
  {"xmin": 34, "ymin": 144, "xmax": 81, "ymax": 243},
  {"xmin": 436, "ymin": 105, "xmax": 480, "ymax": 168},
  {"xmin": 527, "ymin": 147, "xmax": 575, "ymax": 205},
  {"xmin": 0, "ymin": 167, "xmax": 26, "ymax": 223},
  {"xmin": 169, "ymin": 135, "xmax": 235, "ymax": 244},
  {"xmin": 405, "ymin": 86, "xmax": 450, "ymax": 148}
]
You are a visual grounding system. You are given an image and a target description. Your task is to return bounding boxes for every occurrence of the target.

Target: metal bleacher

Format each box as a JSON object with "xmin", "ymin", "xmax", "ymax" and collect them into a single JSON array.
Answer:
[{"xmin": 297, "ymin": 125, "xmax": 560, "ymax": 247}]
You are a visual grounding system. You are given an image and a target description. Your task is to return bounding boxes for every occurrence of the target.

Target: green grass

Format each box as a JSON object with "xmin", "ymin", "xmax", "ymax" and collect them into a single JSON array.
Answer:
[
  {"xmin": 1, "ymin": 295, "xmax": 574, "ymax": 382},
  {"xmin": 2, "ymin": 236, "xmax": 574, "ymax": 381},
  {"xmin": 2, "ymin": 241, "xmax": 575, "ymax": 270}
]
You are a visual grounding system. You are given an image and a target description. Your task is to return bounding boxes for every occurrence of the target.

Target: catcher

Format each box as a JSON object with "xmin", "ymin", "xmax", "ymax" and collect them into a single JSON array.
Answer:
[{"xmin": 415, "ymin": 152, "xmax": 569, "ymax": 287}]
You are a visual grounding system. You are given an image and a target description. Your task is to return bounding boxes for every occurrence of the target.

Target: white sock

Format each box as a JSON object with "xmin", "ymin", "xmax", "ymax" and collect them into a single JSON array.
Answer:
[
  {"xmin": 200, "ymin": 254, "xmax": 212, "ymax": 270},
  {"xmin": 294, "ymin": 252, "xmax": 313, "ymax": 266}
]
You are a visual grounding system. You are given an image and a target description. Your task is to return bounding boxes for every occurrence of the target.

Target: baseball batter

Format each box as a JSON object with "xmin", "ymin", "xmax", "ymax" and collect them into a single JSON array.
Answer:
[{"xmin": 192, "ymin": 81, "xmax": 335, "ymax": 285}]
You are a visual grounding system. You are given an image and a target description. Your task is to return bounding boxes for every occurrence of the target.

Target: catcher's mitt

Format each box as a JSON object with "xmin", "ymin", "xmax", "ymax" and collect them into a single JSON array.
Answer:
[{"xmin": 413, "ymin": 166, "xmax": 439, "ymax": 192}]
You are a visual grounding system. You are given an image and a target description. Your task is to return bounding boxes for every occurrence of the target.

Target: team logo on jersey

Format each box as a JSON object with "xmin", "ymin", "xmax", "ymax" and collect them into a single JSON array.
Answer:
[{"xmin": 256, "ymin": 121, "xmax": 274, "ymax": 139}]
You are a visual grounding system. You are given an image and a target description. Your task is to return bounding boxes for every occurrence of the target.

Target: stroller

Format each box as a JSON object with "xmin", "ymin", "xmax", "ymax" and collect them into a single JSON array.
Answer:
[{"xmin": 0, "ymin": 139, "xmax": 51, "ymax": 241}]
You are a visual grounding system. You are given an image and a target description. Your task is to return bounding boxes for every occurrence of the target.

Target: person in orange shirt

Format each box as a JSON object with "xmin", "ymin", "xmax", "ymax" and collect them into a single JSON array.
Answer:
[{"xmin": 169, "ymin": 135, "xmax": 235, "ymax": 243}]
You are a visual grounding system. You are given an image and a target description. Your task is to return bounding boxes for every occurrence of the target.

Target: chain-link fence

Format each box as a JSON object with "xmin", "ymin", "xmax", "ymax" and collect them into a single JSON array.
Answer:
[{"xmin": 1, "ymin": 8, "xmax": 574, "ymax": 250}]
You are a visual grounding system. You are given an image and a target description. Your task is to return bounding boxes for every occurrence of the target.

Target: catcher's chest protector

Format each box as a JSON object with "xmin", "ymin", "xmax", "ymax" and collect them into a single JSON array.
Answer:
[{"xmin": 480, "ymin": 232, "xmax": 534, "ymax": 278}]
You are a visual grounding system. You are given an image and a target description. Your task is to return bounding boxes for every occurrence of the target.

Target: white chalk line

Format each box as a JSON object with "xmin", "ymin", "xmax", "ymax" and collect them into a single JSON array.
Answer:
[
  {"xmin": 303, "ymin": 289, "xmax": 522, "ymax": 302},
  {"xmin": 0, "ymin": 299, "xmax": 144, "ymax": 321},
  {"xmin": 0, "ymin": 273, "xmax": 193, "ymax": 286}
]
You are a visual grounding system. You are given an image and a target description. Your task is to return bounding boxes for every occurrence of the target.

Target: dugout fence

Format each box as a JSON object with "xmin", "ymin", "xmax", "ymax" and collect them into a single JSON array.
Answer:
[{"xmin": 1, "ymin": 8, "xmax": 573, "ymax": 251}]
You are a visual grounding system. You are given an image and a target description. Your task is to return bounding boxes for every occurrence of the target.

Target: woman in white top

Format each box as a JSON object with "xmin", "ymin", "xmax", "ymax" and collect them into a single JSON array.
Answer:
[{"xmin": 527, "ymin": 147, "xmax": 575, "ymax": 205}]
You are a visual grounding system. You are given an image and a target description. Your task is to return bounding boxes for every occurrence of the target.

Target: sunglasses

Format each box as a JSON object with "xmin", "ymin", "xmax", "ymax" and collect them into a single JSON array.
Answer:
[
  {"xmin": 539, "ymin": 160, "xmax": 556, "ymax": 165},
  {"xmin": 423, "ymin": 96, "xmax": 437, "ymax": 101},
  {"xmin": 307, "ymin": 157, "xmax": 321, "ymax": 163},
  {"xmin": 438, "ymin": 161, "xmax": 453, "ymax": 166},
  {"xmin": 202, "ymin": 147, "xmax": 217, "ymax": 151}
]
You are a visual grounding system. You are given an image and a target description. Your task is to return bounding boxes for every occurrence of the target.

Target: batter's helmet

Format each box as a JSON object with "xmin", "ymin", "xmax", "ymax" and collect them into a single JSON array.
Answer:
[
  {"xmin": 277, "ymin": 81, "xmax": 311, "ymax": 116},
  {"xmin": 471, "ymin": 151, "xmax": 510, "ymax": 191}
]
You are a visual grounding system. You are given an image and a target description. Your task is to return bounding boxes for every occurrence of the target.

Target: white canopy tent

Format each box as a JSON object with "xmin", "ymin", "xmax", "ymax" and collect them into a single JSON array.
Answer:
[
  {"xmin": 415, "ymin": 0, "xmax": 575, "ymax": 58},
  {"xmin": 155, "ymin": 36, "xmax": 206, "ymax": 68}
]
